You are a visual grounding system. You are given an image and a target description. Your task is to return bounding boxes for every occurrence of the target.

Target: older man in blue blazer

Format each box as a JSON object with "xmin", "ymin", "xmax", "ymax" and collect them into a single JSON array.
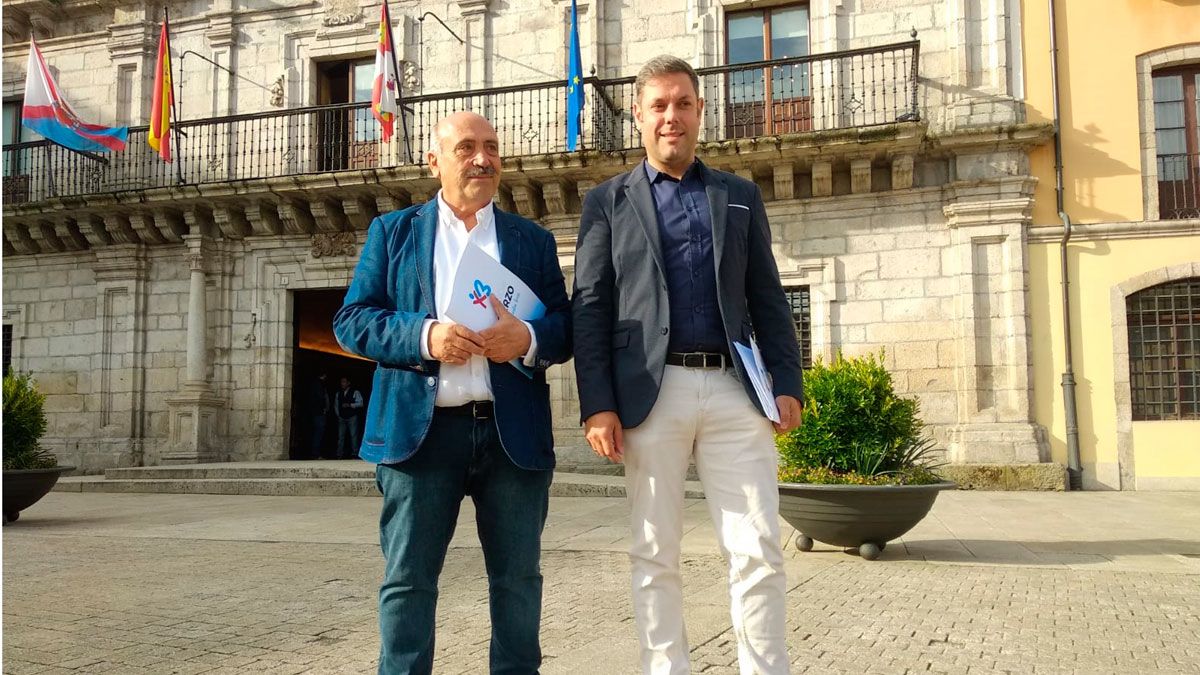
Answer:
[{"xmin": 334, "ymin": 111, "xmax": 571, "ymax": 675}]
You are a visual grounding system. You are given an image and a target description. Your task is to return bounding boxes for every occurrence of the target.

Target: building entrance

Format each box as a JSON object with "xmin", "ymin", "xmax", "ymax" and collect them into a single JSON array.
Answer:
[{"xmin": 291, "ymin": 289, "xmax": 375, "ymax": 460}]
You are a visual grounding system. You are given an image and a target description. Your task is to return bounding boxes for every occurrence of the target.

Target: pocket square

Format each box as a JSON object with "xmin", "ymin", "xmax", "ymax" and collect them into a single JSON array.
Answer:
[{"xmin": 729, "ymin": 203, "xmax": 750, "ymax": 211}]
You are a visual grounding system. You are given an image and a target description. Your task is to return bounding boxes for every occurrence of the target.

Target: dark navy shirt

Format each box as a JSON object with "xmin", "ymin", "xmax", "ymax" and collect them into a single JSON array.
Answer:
[{"xmin": 644, "ymin": 160, "xmax": 727, "ymax": 354}]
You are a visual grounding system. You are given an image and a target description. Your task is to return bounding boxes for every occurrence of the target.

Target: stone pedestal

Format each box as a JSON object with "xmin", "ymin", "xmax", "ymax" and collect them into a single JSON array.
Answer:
[
  {"xmin": 947, "ymin": 423, "xmax": 1046, "ymax": 464},
  {"xmin": 162, "ymin": 387, "xmax": 228, "ymax": 464}
]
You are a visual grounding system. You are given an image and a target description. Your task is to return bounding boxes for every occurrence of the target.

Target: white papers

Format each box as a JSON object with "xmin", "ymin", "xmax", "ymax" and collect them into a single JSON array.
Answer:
[
  {"xmin": 733, "ymin": 337, "xmax": 780, "ymax": 423},
  {"xmin": 446, "ymin": 242, "xmax": 546, "ymax": 329},
  {"xmin": 444, "ymin": 242, "xmax": 546, "ymax": 377}
]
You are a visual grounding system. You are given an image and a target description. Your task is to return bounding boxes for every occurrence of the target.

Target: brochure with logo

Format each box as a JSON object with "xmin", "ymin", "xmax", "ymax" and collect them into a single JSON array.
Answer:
[
  {"xmin": 733, "ymin": 337, "xmax": 781, "ymax": 423},
  {"xmin": 445, "ymin": 242, "xmax": 546, "ymax": 377}
]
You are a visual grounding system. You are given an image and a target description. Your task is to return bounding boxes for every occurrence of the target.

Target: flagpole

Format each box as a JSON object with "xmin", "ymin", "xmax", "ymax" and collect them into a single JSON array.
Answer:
[
  {"xmin": 382, "ymin": 0, "xmax": 413, "ymax": 163},
  {"xmin": 165, "ymin": 6, "xmax": 184, "ymax": 184}
]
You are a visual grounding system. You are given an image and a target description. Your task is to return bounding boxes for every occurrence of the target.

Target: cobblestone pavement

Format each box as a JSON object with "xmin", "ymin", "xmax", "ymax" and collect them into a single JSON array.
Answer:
[{"xmin": 4, "ymin": 492, "xmax": 1200, "ymax": 674}]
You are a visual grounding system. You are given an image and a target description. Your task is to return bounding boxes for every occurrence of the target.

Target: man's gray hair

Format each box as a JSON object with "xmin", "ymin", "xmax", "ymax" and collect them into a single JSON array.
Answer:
[{"xmin": 635, "ymin": 55, "xmax": 700, "ymax": 102}]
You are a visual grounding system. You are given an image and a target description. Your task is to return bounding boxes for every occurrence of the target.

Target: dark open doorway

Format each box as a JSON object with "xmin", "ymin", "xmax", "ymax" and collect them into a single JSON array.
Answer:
[{"xmin": 291, "ymin": 289, "xmax": 375, "ymax": 460}]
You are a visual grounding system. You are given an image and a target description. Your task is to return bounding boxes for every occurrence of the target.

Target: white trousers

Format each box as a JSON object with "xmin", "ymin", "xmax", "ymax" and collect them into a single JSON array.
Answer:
[{"xmin": 624, "ymin": 365, "xmax": 790, "ymax": 675}]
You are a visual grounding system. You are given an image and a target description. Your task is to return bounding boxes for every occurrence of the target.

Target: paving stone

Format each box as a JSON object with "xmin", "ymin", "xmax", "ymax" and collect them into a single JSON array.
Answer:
[{"xmin": 5, "ymin": 492, "xmax": 1200, "ymax": 673}]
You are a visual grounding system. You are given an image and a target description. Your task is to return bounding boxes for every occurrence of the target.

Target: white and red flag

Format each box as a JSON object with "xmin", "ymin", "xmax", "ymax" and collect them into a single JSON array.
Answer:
[
  {"xmin": 371, "ymin": 0, "xmax": 400, "ymax": 142},
  {"xmin": 21, "ymin": 38, "xmax": 127, "ymax": 153}
]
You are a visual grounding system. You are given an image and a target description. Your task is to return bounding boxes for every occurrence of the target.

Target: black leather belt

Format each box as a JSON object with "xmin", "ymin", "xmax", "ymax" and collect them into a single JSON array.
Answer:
[
  {"xmin": 666, "ymin": 352, "xmax": 729, "ymax": 369},
  {"xmin": 438, "ymin": 401, "xmax": 494, "ymax": 420}
]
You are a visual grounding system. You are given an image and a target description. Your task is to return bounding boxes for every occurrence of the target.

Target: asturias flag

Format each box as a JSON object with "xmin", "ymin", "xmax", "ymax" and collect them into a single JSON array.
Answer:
[
  {"xmin": 371, "ymin": 0, "xmax": 400, "ymax": 142},
  {"xmin": 21, "ymin": 39, "xmax": 127, "ymax": 153},
  {"xmin": 565, "ymin": 0, "xmax": 584, "ymax": 151},
  {"xmin": 148, "ymin": 18, "xmax": 174, "ymax": 162}
]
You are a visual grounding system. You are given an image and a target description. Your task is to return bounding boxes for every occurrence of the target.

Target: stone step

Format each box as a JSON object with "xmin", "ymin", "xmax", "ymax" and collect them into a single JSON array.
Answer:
[
  {"xmin": 54, "ymin": 470, "xmax": 706, "ymax": 499},
  {"xmin": 56, "ymin": 476, "xmax": 379, "ymax": 497},
  {"xmin": 103, "ymin": 463, "xmax": 374, "ymax": 480}
]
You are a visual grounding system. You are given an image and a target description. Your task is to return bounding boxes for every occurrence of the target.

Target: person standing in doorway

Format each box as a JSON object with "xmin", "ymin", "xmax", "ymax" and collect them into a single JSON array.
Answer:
[
  {"xmin": 333, "ymin": 111, "xmax": 571, "ymax": 674},
  {"xmin": 305, "ymin": 372, "xmax": 330, "ymax": 459},
  {"xmin": 572, "ymin": 55, "xmax": 804, "ymax": 675},
  {"xmin": 335, "ymin": 376, "xmax": 363, "ymax": 459}
]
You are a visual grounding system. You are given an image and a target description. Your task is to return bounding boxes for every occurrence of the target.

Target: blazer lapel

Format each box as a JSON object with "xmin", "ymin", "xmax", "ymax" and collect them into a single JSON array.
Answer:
[
  {"xmin": 624, "ymin": 167, "xmax": 667, "ymax": 281},
  {"xmin": 495, "ymin": 208, "xmax": 521, "ymax": 271},
  {"xmin": 414, "ymin": 198, "xmax": 438, "ymax": 315},
  {"xmin": 703, "ymin": 164, "xmax": 729, "ymax": 275}
]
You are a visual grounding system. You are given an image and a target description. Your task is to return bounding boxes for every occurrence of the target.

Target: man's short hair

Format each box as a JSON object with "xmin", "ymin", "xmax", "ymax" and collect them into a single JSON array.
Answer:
[{"xmin": 635, "ymin": 55, "xmax": 701, "ymax": 102}]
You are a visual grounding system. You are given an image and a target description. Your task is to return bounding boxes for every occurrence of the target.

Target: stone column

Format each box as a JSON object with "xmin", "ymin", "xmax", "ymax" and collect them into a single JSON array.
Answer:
[
  {"xmin": 164, "ymin": 235, "xmax": 226, "ymax": 464},
  {"xmin": 943, "ymin": 170, "xmax": 1047, "ymax": 465},
  {"xmin": 184, "ymin": 247, "xmax": 208, "ymax": 387}
]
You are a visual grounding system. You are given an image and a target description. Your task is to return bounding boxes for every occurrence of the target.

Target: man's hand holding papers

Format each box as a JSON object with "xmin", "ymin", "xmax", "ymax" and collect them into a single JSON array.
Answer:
[
  {"xmin": 734, "ymin": 337, "xmax": 803, "ymax": 433},
  {"xmin": 480, "ymin": 296, "xmax": 532, "ymax": 363},
  {"xmin": 444, "ymin": 242, "xmax": 547, "ymax": 377}
]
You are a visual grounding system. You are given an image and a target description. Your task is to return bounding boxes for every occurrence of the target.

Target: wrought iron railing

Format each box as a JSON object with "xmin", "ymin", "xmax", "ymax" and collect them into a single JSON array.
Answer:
[
  {"xmin": 2, "ymin": 41, "xmax": 919, "ymax": 205},
  {"xmin": 1158, "ymin": 152, "xmax": 1200, "ymax": 220}
]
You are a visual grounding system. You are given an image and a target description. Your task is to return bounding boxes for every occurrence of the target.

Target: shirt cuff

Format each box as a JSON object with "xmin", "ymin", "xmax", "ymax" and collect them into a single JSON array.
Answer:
[
  {"xmin": 419, "ymin": 319, "xmax": 435, "ymax": 361},
  {"xmin": 520, "ymin": 320, "xmax": 538, "ymax": 367}
]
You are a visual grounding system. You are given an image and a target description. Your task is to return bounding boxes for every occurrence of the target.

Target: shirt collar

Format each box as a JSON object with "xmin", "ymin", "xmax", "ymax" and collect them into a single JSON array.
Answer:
[
  {"xmin": 643, "ymin": 158, "xmax": 702, "ymax": 184},
  {"xmin": 436, "ymin": 190, "xmax": 495, "ymax": 232}
]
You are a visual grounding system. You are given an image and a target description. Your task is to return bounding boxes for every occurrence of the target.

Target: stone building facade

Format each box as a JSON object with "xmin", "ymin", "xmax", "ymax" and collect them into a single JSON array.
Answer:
[{"xmin": 2, "ymin": 0, "xmax": 1054, "ymax": 476}]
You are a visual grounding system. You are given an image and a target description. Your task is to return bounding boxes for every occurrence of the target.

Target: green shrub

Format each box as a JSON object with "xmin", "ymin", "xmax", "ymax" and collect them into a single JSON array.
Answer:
[
  {"xmin": 2, "ymin": 373, "xmax": 56, "ymax": 470},
  {"xmin": 776, "ymin": 351, "xmax": 941, "ymax": 485}
]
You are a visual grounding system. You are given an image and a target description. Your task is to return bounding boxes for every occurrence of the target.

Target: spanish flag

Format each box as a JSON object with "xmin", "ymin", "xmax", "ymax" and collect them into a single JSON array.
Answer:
[
  {"xmin": 148, "ymin": 17, "xmax": 173, "ymax": 162},
  {"xmin": 371, "ymin": 0, "xmax": 399, "ymax": 142}
]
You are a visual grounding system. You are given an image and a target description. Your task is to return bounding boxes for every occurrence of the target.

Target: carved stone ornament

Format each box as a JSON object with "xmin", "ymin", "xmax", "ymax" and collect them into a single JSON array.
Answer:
[
  {"xmin": 269, "ymin": 75, "xmax": 285, "ymax": 108},
  {"xmin": 321, "ymin": 0, "xmax": 363, "ymax": 26},
  {"xmin": 401, "ymin": 60, "xmax": 420, "ymax": 93},
  {"xmin": 311, "ymin": 231, "xmax": 358, "ymax": 258}
]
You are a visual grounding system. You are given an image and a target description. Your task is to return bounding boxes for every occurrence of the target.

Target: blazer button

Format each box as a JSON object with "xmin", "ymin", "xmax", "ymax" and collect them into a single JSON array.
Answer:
[
  {"xmin": 661, "ymin": 327, "xmax": 669, "ymax": 335},
  {"xmin": 426, "ymin": 377, "xmax": 436, "ymax": 387}
]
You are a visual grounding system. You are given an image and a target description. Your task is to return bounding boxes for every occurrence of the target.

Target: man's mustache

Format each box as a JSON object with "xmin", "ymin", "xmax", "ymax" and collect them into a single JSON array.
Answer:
[{"xmin": 466, "ymin": 166, "xmax": 497, "ymax": 178}]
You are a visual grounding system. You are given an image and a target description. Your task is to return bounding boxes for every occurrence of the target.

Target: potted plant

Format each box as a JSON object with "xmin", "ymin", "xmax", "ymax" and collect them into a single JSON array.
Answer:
[
  {"xmin": 3, "ymin": 373, "xmax": 74, "ymax": 523},
  {"xmin": 776, "ymin": 351, "xmax": 954, "ymax": 560}
]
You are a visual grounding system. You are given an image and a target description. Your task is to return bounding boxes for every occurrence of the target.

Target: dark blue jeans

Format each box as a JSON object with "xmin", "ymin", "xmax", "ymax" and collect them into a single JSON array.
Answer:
[{"xmin": 375, "ymin": 412, "xmax": 552, "ymax": 675}]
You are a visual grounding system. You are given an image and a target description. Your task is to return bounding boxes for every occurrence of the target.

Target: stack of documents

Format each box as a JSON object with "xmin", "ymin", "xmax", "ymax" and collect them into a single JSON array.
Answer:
[{"xmin": 733, "ymin": 338, "xmax": 781, "ymax": 423}]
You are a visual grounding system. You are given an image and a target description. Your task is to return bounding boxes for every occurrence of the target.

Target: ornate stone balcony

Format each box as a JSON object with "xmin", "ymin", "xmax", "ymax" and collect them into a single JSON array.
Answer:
[{"xmin": 1, "ymin": 40, "xmax": 959, "ymax": 256}]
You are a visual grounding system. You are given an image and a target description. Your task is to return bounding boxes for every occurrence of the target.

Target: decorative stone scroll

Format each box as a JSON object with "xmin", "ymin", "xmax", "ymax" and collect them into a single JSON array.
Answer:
[{"xmin": 310, "ymin": 231, "xmax": 358, "ymax": 258}]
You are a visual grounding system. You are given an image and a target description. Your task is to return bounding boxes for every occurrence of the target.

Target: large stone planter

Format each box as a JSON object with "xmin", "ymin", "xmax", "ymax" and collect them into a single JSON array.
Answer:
[
  {"xmin": 3, "ymin": 466, "xmax": 75, "ymax": 523},
  {"xmin": 778, "ymin": 481, "xmax": 956, "ymax": 560}
]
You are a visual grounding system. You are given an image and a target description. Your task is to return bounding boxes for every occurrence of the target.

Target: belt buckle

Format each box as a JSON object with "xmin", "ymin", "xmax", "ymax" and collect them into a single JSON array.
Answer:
[
  {"xmin": 684, "ymin": 353, "xmax": 702, "ymax": 368},
  {"xmin": 472, "ymin": 401, "xmax": 491, "ymax": 420}
]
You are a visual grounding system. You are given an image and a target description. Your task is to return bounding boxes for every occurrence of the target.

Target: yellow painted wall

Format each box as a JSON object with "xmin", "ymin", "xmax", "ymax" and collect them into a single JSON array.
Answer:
[
  {"xmin": 1133, "ymin": 422, "xmax": 1200, "ymax": 482},
  {"xmin": 1023, "ymin": 1, "xmax": 1200, "ymax": 488},
  {"xmin": 1022, "ymin": 0, "xmax": 1200, "ymax": 226},
  {"xmin": 1029, "ymin": 237, "xmax": 1200, "ymax": 487}
]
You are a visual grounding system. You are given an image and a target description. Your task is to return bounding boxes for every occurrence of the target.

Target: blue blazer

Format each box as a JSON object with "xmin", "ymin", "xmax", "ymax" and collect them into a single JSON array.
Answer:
[{"xmin": 333, "ymin": 199, "xmax": 572, "ymax": 470}]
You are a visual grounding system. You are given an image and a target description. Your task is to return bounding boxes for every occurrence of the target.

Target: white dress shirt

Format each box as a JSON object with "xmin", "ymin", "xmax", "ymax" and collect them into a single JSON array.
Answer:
[{"xmin": 418, "ymin": 192, "xmax": 539, "ymax": 407}]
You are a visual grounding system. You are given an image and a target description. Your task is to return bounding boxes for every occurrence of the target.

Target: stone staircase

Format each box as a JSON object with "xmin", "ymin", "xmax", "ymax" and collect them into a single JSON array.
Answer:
[{"xmin": 53, "ymin": 460, "xmax": 706, "ymax": 499}]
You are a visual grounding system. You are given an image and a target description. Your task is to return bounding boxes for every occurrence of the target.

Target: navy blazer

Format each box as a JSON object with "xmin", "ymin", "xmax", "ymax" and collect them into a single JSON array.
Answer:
[
  {"xmin": 333, "ymin": 199, "xmax": 572, "ymax": 470},
  {"xmin": 572, "ymin": 161, "xmax": 804, "ymax": 428}
]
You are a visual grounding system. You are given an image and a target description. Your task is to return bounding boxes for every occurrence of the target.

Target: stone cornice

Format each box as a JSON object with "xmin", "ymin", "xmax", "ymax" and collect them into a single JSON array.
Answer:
[
  {"xmin": 457, "ymin": 0, "xmax": 493, "ymax": 17},
  {"xmin": 93, "ymin": 243, "xmax": 149, "ymax": 282},
  {"xmin": 927, "ymin": 123, "xmax": 1055, "ymax": 154},
  {"xmin": 943, "ymin": 194, "xmax": 1035, "ymax": 228},
  {"xmin": 1027, "ymin": 218, "xmax": 1200, "ymax": 244}
]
